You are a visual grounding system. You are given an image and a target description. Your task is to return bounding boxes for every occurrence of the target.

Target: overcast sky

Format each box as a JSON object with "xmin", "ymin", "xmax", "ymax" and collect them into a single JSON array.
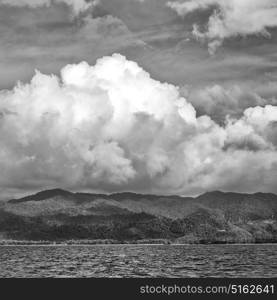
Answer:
[{"xmin": 0, "ymin": 0, "xmax": 277, "ymax": 199}]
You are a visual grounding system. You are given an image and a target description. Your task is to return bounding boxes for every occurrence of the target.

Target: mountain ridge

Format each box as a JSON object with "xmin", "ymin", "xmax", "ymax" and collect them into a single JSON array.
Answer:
[
  {"xmin": 9, "ymin": 188, "xmax": 277, "ymax": 203},
  {"xmin": 1, "ymin": 189, "xmax": 277, "ymax": 244}
]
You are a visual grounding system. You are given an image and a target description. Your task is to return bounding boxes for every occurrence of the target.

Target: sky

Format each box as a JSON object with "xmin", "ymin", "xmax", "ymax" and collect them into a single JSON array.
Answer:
[{"xmin": 0, "ymin": 0, "xmax": 277, "ymax": 199}]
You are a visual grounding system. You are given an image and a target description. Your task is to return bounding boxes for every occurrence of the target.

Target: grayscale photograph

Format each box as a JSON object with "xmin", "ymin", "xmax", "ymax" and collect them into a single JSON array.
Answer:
[{"xmin": 0, "ymin": 0, "xmax": 277, "ymax": 285}]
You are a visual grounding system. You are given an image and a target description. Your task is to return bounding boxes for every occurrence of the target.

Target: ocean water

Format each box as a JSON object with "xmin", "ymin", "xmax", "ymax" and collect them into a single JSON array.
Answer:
[{"xmin": 0, "ymin": 244, "xmax": 277, "ymax": 278}]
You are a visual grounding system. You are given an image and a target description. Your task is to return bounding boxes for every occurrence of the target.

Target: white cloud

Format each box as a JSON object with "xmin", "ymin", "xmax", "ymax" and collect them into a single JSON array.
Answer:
[
  {"xmin": 167, "ymin": 0, "xmax": 277, "ymax": 53},
  {"xmin": 0, "ymin": 54, "xmax": 276, "ymax": 196},
  {"xmin": 0, "ymin": 0, "xmax": 99, "ymax": 15},
  {"xmin": 185, "ymin": 84, "xmax": 277, "ymax": 123}
]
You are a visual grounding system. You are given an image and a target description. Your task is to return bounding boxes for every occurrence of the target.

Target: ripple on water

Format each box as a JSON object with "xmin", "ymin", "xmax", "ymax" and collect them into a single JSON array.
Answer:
[{"xmin": 0, "ymin": 244, "xmax": 277, "ymax": 278}]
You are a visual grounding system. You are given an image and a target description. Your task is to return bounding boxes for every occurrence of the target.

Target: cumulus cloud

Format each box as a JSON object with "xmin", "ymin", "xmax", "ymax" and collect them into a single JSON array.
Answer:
[
  {"xmin": 185, "ymin": 84, "xmax": 277, "ymax": 123},
  {"xmin": 0, "ymin": 54, "xmax": 276, "ymax": 197},
  {"xmin": 167, "ymin": 0, "xmax": 277, "ymax": 53},
  {"xmin": 0, "ymin": 0, "xmax": 99, "ymax": 15}
]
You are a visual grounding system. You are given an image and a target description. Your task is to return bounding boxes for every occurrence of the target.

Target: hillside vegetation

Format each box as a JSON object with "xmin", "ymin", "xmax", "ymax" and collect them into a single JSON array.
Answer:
[{"xmin": 1, "ymin": 189, "xmax": 277, "ymax": 243}]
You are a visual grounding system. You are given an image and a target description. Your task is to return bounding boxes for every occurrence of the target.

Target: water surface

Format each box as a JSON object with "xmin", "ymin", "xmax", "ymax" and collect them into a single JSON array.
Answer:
[{"xmin": 0, "ymin": 244, "xmax": 276, "ymax": 277}]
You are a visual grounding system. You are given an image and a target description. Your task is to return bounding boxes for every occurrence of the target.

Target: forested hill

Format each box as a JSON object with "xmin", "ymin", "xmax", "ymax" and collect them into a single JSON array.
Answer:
[{"xmin": 0, "ymin": 189, "xmax": 277, "ymax": 243}]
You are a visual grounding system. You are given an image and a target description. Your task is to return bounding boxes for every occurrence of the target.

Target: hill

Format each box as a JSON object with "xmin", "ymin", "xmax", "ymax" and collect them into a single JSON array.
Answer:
[{"xmin": 0, "ymin": 189, "xmax": 277, "ymax": 243}]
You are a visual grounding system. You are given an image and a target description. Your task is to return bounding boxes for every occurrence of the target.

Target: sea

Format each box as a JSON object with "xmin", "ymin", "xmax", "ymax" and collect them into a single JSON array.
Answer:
[{"xmin": 0, "ymin": 244, "xmax": 276, "ymax": 278}]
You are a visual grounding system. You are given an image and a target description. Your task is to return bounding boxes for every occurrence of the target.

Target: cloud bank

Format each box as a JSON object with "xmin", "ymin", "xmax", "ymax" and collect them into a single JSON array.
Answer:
[
  {"xmin": 185, "ymin": 84, "xmax": 277, "ymax": 124},
  {"xmin": 167, "ymin": 0, "xmax": 277, "ymax": 53},
  {"xmin": 0, "ymin": 54, "xmax": 276, "ymax": 197},
  {"xmin": 0, "ymin": 0, "xmax": 99, "ymax": 15}
]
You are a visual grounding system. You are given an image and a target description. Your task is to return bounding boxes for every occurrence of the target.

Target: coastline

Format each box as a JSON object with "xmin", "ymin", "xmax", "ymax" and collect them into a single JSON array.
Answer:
[{"xmin": 1, "ymin": 239, "xmax": 277, "ymax": 246}]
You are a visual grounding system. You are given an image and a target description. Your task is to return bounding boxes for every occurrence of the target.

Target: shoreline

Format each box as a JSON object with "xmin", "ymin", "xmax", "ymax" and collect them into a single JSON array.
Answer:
[{"xmin": 1, "ymin": 240, "xmax": 277, "ymax": 246}]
